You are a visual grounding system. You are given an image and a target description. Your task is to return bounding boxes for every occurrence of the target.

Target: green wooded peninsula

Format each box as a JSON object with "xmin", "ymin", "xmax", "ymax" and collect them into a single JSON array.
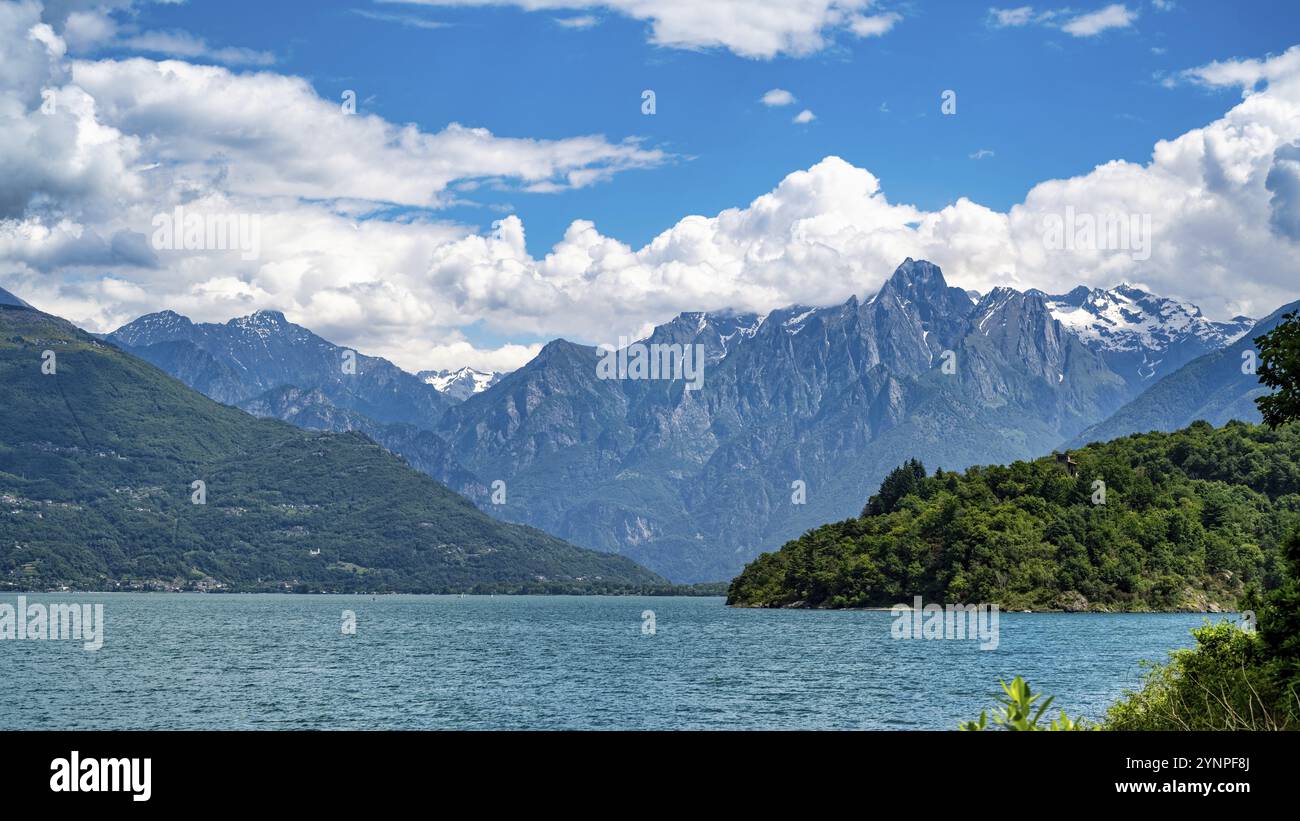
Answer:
[{"xmin": 728, "ymin": 420, "xmax": 1300, "ymax": 612}]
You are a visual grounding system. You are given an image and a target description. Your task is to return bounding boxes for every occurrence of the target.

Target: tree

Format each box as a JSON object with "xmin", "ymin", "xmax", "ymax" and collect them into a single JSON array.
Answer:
[
  {"xmin": 862, "ymin": 458, "xmax": 926, "ymax": 517},
  {"xmin": 1260, "ymin": 527, "xmax": 1300, "ymax": 673},
  {"xmin": 1255, "ymin": 311, "xmax": 1300, "ymax": 428}
]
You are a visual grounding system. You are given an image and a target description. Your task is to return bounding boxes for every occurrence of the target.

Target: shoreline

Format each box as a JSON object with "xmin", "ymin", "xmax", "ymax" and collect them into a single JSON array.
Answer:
[
  {"xmin": 0, "ymin": 588, "xmax": 728, "ymax": 598},
  {"xmin": 727, "ymin": 603, "xmax": 1243, "ymax": 615},
  {"xmin": 0, "ymin": 589, "xmax": 1243, "ymax": 613}
]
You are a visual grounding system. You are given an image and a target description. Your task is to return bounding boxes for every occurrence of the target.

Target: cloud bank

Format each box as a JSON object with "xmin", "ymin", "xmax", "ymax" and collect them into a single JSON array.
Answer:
[{"xmin": 4, "ymin": 1, "xmax": 1300, "ymax": 375}]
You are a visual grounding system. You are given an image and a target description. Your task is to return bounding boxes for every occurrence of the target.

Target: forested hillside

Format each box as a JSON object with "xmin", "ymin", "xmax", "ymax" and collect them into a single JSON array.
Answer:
[
  {"xmin": 0, "ymin": 304, "xmax": 664, "ymax": 593},
  {"xmin": 728, "ymin": 421, "xmax": 1300, "ymax": 611}
]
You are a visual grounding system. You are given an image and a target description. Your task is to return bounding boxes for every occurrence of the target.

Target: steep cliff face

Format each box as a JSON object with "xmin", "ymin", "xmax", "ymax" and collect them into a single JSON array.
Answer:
[{"xmin": 438, "ymin": 259, "xmax": 1131, "ymax": 581}]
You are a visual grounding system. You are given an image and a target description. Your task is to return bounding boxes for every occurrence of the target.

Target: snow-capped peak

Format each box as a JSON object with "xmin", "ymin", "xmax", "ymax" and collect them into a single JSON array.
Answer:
[
  {"xmin": 231, "ymin": 309, "xmax": 287, "ymax": 327},
  {"xmin": 1040, "ymin": 284, "xmax": 1252, "ymax": 355},
  {"xmin": 418, "ymin": 366, "xmax": 502, "ymax": 401}
]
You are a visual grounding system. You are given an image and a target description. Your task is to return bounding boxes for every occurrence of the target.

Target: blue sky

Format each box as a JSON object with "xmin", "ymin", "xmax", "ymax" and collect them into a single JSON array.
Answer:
[
  {"xmin": 109, "ymin": 0, "xmax": 1298, "ymax": 253},
  {"xmin": 6, "ymin": 1, "xmax": 1300, "ymax": 370}
]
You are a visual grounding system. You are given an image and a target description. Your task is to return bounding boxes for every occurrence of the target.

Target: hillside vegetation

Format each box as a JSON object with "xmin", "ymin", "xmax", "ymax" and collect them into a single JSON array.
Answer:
[
  {"xmin": 0, "ymin": 304, "xmax": 664, "ymax": 593},
  {"xmin": 728, "ymin": 420, "xmax": 1300, "ymax": 611}
]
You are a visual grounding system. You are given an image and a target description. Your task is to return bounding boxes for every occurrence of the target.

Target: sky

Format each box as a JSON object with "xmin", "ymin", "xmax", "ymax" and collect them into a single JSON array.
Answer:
[{"xmin": 3, "ymin": 0, "xmax": 1300, "ymax": 372}]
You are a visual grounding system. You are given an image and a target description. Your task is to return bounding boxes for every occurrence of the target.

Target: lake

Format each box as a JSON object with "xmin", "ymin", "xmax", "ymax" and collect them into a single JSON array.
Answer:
[{"xmin": 0, "ymin": 593, "xmax": 1228, "ymax": 730}]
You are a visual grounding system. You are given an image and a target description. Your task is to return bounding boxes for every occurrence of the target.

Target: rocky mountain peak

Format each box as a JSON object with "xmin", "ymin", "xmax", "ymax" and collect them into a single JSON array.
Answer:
[
  {"xmin": 417, "ymin": 366, "xmax": 503, "ymax": 401},
  {"xmin": 874, "ymin": 258, "xmax": 975, "ymax": 328},
  {"xmin": 642, "ymin": 310, "xmax": 767, "ymax": 362},
  {"xmin": 1044, "ymin": 284, "xmax": 1254, "ymax": 355},
  {"xmin": 109, "ymin": 309, "xmax": 195, "ymax": 347},
  {"xmin": 230, "ymin": 309, "xmax": 289, "ymax": 329}
]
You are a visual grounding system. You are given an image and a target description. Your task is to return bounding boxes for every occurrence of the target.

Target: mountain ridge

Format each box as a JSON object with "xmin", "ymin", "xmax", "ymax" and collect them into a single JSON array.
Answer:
[
  {"xmin": 1037, "ymin": 283, "xmax": 1254, "ymax": 391},
  {"xmin": 108, "ymin": 309, "xmax": 454, "ymax": 426},
  {"xmin": 0, "ymin": 302, "xmax": 663, "ymax": 592},
  {"xmin": 72, "ymin": 260, "xmax": 1266, "ymax": 582},
  {"xmin": 435, "ymin": 259, "xmax": 1142, "ymax": 581},
  {"xmin": 1071, "ymin": 298, "xmax": 1300, "ymax": 447}
]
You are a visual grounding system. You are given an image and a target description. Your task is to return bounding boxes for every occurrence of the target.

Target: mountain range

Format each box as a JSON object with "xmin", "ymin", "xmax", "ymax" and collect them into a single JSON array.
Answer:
[
  {"xmin": 72, "ymin": 259, "xmax": 1283, "ymax": 582},
  {"xmin": 0, "ymin": 300, "xmax": 663, "ymax": 592},
  {"xmin": 106, "ymin": 309, "xmax": 485, "ymax": 501},
  {"xmin": 1071, "ymin": 298, "xmax": 1300, "ymax": 447},
  {"xmin": 108, "ymin": 309, "xmax": 453, "ymax": 426},
  {"xmin": 1038, "ymin": 284, "xmax": 1253, "ymax": 391},
  {"xmin": 432, "ymin": 260, "xmax": 1145, "ymax": 581}
]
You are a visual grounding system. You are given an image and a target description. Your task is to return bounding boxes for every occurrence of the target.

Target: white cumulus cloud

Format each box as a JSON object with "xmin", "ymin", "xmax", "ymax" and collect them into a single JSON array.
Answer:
[
  {"xmin": 383, "ymin": 0, "xmax": 903, "ymax": 58},
  {"xmin": 5, "ymin": 2, "xmax": 1300, "ymax": 377},
  {"xmin": 988, "ymin": 6, "xmax": 1036, "ymax": 28},
  {"xmin": 761, "ymin": 88, "xmax": 796, "ymax": 106},
  {"xmin": 1061, "ymin": 3, "xmax": 1137, "ymax": 37}
]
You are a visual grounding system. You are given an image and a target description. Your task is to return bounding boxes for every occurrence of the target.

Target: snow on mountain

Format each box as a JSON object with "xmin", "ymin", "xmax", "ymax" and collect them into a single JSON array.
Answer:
[
  {"xmin": 228, "ymin": 309, "xmax": 295, "ymax": 340},
  {"xmin": 1036, "ymin": 284, "xmax": 1254, "ymax": 385},
  {"xmin": 718, "ymin": 313, "xmax": 766, "ymax": 350},
  {"xmin": 418, "ymin": 366, "xmax": 503, "ymax": 401},
  {"xmin": 1041, "ymin": 284, "xmax": 1252, "ymax": 353},
  {"xmin": 640, "ymin": 310, "xmax": 767, "ymax": 363},
  {"xmin": 656, "ymin": 277, "xmax": 1249, "ymax": 401},
  {"xmin": 782, "ymin": 307, "xmax": 817, "ymax": 334}
]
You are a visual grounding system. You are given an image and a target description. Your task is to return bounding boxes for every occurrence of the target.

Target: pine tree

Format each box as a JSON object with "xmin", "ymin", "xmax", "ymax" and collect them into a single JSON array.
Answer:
[{"xmin": 862, "ymin": 458, "xmax": 926, "ymax": 517}]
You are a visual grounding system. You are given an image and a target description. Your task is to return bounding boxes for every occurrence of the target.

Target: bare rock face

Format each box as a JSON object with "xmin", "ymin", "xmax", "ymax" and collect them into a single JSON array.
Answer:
[
  {"xmin": 1053, "ymin": 590, "xmax": 1091, "ymax": 612},
  {"xmin": 437, "ymin": 258, "xmax": 1136, "ymax": 581}
]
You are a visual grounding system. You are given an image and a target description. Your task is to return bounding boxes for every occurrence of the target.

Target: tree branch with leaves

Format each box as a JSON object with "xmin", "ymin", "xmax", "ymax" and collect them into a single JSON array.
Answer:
[{"xmin": 1255, "ymin": 310, "xmax": 1300, "ymax": 428}]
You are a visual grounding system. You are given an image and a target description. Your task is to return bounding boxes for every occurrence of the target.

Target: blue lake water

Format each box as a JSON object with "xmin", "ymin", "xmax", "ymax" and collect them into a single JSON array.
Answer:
[{"xmin": 0, "ymin": 594, "xmax": 1229, "ymax": 730}]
